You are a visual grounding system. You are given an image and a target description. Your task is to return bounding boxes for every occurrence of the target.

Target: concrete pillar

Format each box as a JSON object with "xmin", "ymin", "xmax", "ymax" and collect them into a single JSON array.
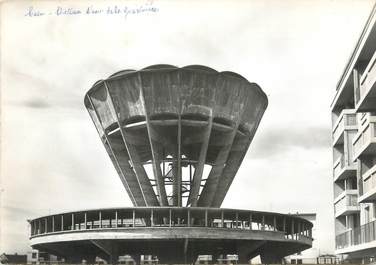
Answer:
[
  {"xmin": 249, "ymin": 213, "xmax": 252, "ymax": 230},
  {"xmin": 66, "ymin": 256, "xmax": 84, "ymax": 264},
  {"xmin": 260, "ymin": 253, "xmax": 283, "ymax": 264},
  {"xmin": 91, "ymin": 240, "xmax": 119, "ymax": 265},
  {"xmin": 99, "ymin": 211, "xmax": 102, "ymax": 228},
  {"xmin": 291, "ymin": 219, "xmax": 294, "ymax": 239},
  {"xmin": 237, "ymin": 246, "xmax": 249, "ymax": 263},
  {"xmin": 61, "ymin": 215, "xmax": 64, "ymax": 231},
  {"xmin": 177, "ymin": 117, "xmax": 182, "ymax": 207},
  {"xmin": 273, "ymin": 216, "xmax": 277, "ymax": 231},
  {"xmin": 132, "ymin": 255, "xmax": 141, "ymax": 265},
  {"xmin": 84, "ymin": 255, "xmax": 96, "ymax": 264},
  {"xmin": 262, "ymin": 215, "xmax": 265, "ymax": 230},
  {"xmin": 235, "ymin": 212, "xmax": 238, "ymax": 228},
  {"xmin": 185, "ymin": 209, "xmax": 189, "ymax": 226},
  {"xmin": 109, "ymin": 254, "xmax": 119, "ymax": 265},
  {"xmin": 169, "ymin": 209, "xmax": 172, "ymax": 227},
  {"xmin": 52, "ymin": 216, "xmax": 55, "ymax": 232},
  {"xmin": 71, "ymin": 213, "xmax": 75, "ymax": 230},
  {"xmin": 217, "ymin": 254, "xmax": 226, "ymax": 265},
  {"xmin": 132, "ymin": 209, "xmax": 136, "ymax": 227},
  {"xmin": 221, "ymin": 211, "xmax": 224, "ymax": 228},
  {"xmin": 151, "ymin": 209, "xmax": 154, "ymax": 227},
  {"xmin": 45, "ymin": 218, "xmax": 48, "ymax": 233},
  {"xmin": 205, "ymin": 209, "xmax": 208, "ymax": 227},
  {"xmin": 283, "ymin": 217, "xmax": 286, "ymax": 233},
  {"xmin": 183, "ymin": 238, "xmax": 189, "ymax": 264},
  {"xmin": 297, "ymin": 221, "xmax": 301, "ymax": 239},
  {"xmin": 115, "ymin": 211, "xmax": 118, "ymax": 228},
  {"xmin": 84, "ymin": 212, "xmax": 87, "ymax": 229}
]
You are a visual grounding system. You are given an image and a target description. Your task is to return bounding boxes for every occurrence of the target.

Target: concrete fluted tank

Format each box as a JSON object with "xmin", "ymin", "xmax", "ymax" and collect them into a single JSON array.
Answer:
[{"xmin": 84, "ymin": 64, "xmax": 268, "ymax": 208}]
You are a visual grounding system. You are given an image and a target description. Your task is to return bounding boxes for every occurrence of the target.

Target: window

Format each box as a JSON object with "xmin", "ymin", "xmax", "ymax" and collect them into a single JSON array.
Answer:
[{"xmin": 32, "ymin": 253, "xmax": 37, "ymax": 259}]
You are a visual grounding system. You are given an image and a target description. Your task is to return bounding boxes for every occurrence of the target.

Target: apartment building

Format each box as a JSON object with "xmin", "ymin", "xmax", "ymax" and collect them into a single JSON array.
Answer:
[{"xmin": 331, "ymin": 3, "xmax": 376, "ymax": 262}]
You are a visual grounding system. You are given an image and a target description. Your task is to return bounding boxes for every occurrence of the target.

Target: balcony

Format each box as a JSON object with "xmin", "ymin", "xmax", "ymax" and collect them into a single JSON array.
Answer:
[
  {"xmin": 333, "ymin": 155, "xmax": 357, "ymax": 182},
  {"xmin": 358, "ymin": 164, "xmax": 376, "ymax": 202},
  {"xmin": 335, "ymin": 220, "xmax": 376, "ymax": 254},
  {"xmin": 356, "ymin": 50, "xmax": 376, "ymax": 112},
  {"xmin": 332, "ymin": 110, "xmax": 357, "ymax": 146},
  {"xmin": 353, "ymin": 114, "xmax": 376, "ymax": 160},
  {"xmin": 334, "ymin": 191, "xmax": 360, "ymax": 218}
]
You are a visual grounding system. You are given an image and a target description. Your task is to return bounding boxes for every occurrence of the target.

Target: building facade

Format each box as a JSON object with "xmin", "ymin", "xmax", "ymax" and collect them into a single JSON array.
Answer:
[
  {"xmin": 0, "ymin": 253, "xmax": 27, "ymax": 264},
  {"xmin": 331, "ymin": 4, "xmax": 376, "ymax": 262},
  {"xmin": 26, "ymin": 250, "xmax": 63, "ymax": 265}
]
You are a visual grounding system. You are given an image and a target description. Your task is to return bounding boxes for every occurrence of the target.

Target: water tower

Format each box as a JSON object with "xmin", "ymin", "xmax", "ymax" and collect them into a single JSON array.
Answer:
[{"xmin": 29, "ymin": 65, "xmax": 313, "ymax": 264}]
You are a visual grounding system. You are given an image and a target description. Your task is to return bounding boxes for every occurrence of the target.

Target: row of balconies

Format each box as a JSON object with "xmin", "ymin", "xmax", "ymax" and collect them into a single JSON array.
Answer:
[
  {"xmin": 358, "ymin": 164, "xmax": 376, "ymax": 203},
  {"xmin": 333, "ymin": 112, "xmax": 376, "ymax": 182},
  {"xmin": 332, "ymin": 110, "xmax": 357, "ymax": 146},
  {"xmin": 332, "ymin": 55, "xmax": 376, "ymax": 249},
  {"xmin": 334, "ymin": 190, "xmax": 360, "ymax": 218},
  {"xmin": 350, "ymin": 50, "xmax": 376, "ymax": 208},
  {"xmin": 332, "ymin": 49, "xmax": 376, "ymax": 169},
  {"xmin": 333, "ymin": 153, "xmax": 357, "ymax": 183},
  {"xmin": 336, "ymin": 219, "xmax": 376, "ymax": 251},
  {"xmin": 332, "ymin": 110, "xmax": 358, "ymax": 183},
  {"xmin": 333, "ymin": 9, "xmax": 375, "ymax": 253},
  {"xmin": 353, "ymin": 113, "xmax": 376, "ymax": 160},
  {"xmin": 356, "ymin": 49, "xmax": 376, "ymax": 112}
]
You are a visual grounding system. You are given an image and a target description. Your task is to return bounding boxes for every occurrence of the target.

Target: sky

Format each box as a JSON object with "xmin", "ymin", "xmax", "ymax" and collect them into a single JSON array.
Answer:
[{"xmin": 1, "ymin": 0, "xmax": 375, "ymax": 255}]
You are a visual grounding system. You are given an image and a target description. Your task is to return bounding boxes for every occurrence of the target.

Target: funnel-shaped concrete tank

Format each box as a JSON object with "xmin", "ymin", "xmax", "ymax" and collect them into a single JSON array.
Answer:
[{"xmin": 84, "ymin": 64, "xmax": 268, "ymax": 208}]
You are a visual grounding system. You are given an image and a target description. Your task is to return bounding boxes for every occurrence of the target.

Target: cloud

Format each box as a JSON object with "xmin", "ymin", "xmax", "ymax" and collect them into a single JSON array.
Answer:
[
  {"xmin": 5, "ymin": 94, "xmax": 83, "ymax": 111},
  {"xmin": 23, "ymin": 99, "xmax": 50, "ymax": 109},
  {"xmin": 249, "ymin": 125, "xmax": 331, "ymax": 159},
  {"xmin": 2, "ymin": 205, "xmax": 38, "ymax": 221}
]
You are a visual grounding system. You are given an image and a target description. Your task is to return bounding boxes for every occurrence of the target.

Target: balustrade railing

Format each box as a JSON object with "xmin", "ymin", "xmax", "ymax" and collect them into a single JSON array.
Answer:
[
  {"xmin": 334, "ymin": 193, "xmax": 358, "ymax": 215},
  {"xmin": 29, "ymin": 207, "xmax": 313, "ymax": 243},
  {"xmin": 362, "ymin": 165, "xmax": 376, "ymax": 195},
  {"xmin": 353, "ymin": 114, "xmax": 376, "ymax": 159},
  {"xmin": 332, "ymin": 111, "xmax": 357, "ymax": 142},
  {"xmin": 359, "ymin": 50, "xmax": 376, "ymax": 103},
  {"xmin": 336, "ymin": 220, "xmax": 376, "ymax": 249}
]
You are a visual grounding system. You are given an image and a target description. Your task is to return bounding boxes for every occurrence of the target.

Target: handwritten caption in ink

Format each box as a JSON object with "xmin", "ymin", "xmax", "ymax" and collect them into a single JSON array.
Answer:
[{"xmin": 25, "ymin": 1, "xmax": 159, "ymax": 19}]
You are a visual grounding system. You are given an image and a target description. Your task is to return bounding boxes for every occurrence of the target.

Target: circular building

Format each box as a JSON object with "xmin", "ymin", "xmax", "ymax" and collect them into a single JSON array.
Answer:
[{"xmin": 29, "ymin": 65, "xmax": 313, "ymax": 264}]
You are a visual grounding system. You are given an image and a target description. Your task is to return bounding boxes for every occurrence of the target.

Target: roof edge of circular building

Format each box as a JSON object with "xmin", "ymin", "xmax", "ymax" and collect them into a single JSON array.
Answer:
[{"xmin": 29, "ymin": 206, "xmax": 312, "ymax": 226}]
